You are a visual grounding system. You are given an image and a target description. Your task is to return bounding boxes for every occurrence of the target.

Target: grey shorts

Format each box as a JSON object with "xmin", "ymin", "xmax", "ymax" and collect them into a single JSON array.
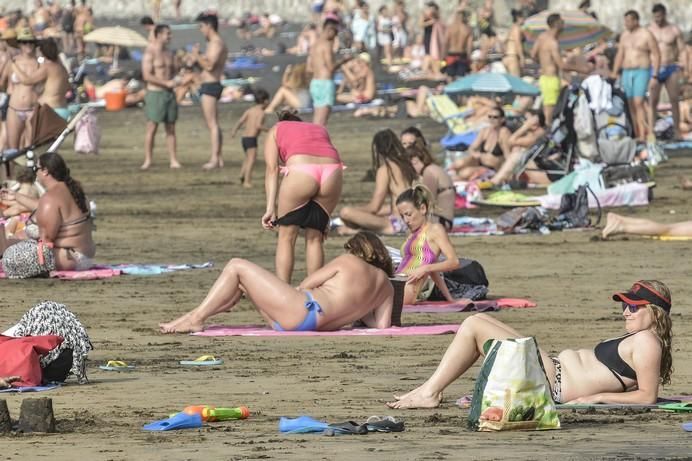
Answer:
[{"xmin": 2, "ymin": 240, "xmax": 56, "ymax": 279}]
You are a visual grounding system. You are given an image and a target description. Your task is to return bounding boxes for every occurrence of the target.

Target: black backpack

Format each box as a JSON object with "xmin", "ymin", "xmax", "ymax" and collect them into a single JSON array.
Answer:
[{"xmin": 550, "ymin": 184, "xmax": 601, "ymax": 230}]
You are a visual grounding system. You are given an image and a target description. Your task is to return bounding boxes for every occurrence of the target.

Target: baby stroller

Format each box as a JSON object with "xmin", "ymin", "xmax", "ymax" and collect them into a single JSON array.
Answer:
[{"xmin": 1, "ymin": 105, "xmax": 89, "ymax": 175}]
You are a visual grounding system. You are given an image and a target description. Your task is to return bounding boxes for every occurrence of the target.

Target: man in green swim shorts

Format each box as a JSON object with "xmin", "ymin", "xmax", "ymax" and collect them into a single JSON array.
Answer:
[
  {"xmin": 612, "ymin": 10, "xmax": 660, "ymax": 142},
  {"xmin": 307, "ymin": 17, "xmax": 353, "ymax": 126},
  {"xmin": 141, "ymin": 24, "xmax": 182, "ymax": 170}
]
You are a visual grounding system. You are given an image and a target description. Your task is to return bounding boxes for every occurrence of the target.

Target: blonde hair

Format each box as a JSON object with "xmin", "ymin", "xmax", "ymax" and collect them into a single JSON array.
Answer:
[
  {"xmin": 642, "ymin": 280, "xmax": 673, "ymax": 385},
  {"xmin": 395, "ymin": 183, "xmax": 434, "ymax": 216},
  {"xmin": 285, "ymin": 63, "xmax": 309, "ymax": 90},
  {"xmin": 344, "ymin": 231, "xmax": 394, "ymax": 277}
]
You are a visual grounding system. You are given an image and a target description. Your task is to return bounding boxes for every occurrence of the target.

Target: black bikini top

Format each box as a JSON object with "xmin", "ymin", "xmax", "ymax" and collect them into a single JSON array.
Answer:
[
  {"xmin": 594, "ymin": 333, "xmax": 637, "ymax": 390},
  {"xmin": 480, "ymin": 139, "xmax": 503, "ymax": 157}
]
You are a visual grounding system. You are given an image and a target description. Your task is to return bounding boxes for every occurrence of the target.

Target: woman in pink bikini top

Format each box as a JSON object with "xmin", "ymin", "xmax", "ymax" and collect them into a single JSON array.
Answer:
[{"xmin": 262, "ymin": 110, "xmax": 344, "ymax": 283}]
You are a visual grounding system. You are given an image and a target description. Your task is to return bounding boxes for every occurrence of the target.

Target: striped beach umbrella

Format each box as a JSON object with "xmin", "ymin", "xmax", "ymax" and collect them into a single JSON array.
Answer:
[
  {"xmin": 522, "ymin": 10, "xmax": 612, "ymax": 51},
  {"xmin": 444, "ymin": 72, "xmax": 539, "ymax": 97},
  {"xmin": 84, "ymin": 26, "xmax": 148, "ymax": 48}
]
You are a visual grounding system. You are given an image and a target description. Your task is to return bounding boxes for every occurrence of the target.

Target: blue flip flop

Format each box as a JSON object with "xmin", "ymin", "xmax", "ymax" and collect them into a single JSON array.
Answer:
[
  {"xmin": 143, "ymin": 412, "xmax": 203, "ymax": 431},
  {"xmin": 179, "ymin": 355, "xmax": 224, "ymax": 366},
  {"xmin": 99, "ymin": 360, "xmax": 136, "ymax": 372},
  {"xmin": 683, "ymin": 422, "xmax": 692, "ymax": 432},
  {"xmin": 278, "ymin": 416, "xmax": 330, "ymax": 434}
]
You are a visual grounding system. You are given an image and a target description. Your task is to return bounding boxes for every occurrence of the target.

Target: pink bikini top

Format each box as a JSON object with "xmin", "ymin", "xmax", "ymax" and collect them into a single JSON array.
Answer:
[{"xmin": 275, "ymin": 121, "xmax": 341, "ymax": 163}]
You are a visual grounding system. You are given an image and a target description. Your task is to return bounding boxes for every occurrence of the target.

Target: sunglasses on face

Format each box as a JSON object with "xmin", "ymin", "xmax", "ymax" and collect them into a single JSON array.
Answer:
[{"xmin": 622, "ymin": 302, "xmax": 646, "ymax": 313}]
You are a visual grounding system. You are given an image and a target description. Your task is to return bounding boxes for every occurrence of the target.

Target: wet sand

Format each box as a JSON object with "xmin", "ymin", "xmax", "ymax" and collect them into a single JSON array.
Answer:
[{"xmin": 1, "ymin": 102, "xmax": 691, "ymax": 459}]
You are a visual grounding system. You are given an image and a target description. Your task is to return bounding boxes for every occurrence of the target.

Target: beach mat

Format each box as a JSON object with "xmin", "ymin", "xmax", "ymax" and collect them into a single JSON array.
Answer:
[
  {"xmin": 456, "ymin": 394, "xmax": 692, "ymax": 409},
  {"xmin": 0, "ymin": 384, "xmax": 60, "ymax": 393},
  {"xmin": 191, "ymin": 324, "xmax": 460, "ymax": 337},
  {"xmin": 0, "ymin": 268, "xmax": 122, "ymax": 280},
  {"xmin": 0, "ymin": 261, "xmax": 212, "ymax": 280},
  {"xmin": 404, "ymin": 298, "xmax": 537, "ymax": 313}
]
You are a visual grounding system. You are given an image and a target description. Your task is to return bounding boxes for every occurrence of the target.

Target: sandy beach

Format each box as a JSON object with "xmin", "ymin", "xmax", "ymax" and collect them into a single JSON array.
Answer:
[{"xmin": 0, "ymin": 102, "xmax": 690, "ymax": 460}]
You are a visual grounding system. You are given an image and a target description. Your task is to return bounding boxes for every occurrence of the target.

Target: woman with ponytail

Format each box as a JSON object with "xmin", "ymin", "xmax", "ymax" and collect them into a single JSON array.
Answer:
[
  {"xmin": 1, "ymin": 152, "xmax": 95, "ymax": 278},
  {"xmin": 394, "ymin": 184, "xmax": 459, "ymax": 305},
  {"xmin": 389, "ymin": 280, "xmax": 675, "ymax": 409}
]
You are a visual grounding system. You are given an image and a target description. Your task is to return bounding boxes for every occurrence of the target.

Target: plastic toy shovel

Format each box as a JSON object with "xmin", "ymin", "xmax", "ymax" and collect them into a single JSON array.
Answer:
[{"xmin": 143, "ymin": 412, "xmax": 203, "ymax": 431}]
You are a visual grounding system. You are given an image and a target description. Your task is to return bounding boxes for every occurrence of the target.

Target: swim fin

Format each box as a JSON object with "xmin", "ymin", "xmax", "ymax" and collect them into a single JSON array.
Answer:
[
  {"xmin": 659, "ymin": 402, "xmax": 692, "ymax": 413},
  {"xmin": 278, "ymin": 416, "xmax": 330, "ymax": 434},
  {"xmin": 143, "ymin": 412, "xmax": 203, "ymax": 431}
]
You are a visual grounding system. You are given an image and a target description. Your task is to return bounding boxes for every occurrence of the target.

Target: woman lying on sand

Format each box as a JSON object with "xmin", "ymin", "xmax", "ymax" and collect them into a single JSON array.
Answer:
[
  {"xmin": 339, "ymin": 129, "xmax": 418, "ymax": 235},
  {"xmin": 160, "ymin": 231, "xmax": 394, "ymax": 334},
  {"xmin": 394, "ymin": 185, "xmax": 458, "ymax": 304},
  {"xmin": 0, "ymin": 153, "xmax": 95, "ymax": 278},
  {"xmin": 262, "ymin": 110, "xmax": 343, "ymax": 283},
  {"xmin": 602, "ymin": 212, "xmax": 692, "ymax": 239},
  {"xmin": 388, "ymin": 280, "xmax": 673, "ymax": 408}
]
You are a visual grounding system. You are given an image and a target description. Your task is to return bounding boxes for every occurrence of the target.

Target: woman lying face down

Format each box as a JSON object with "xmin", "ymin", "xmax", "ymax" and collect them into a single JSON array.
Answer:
[
  {"xmin": 160, "ymin": 231, "xmax": 395, "ymax": 333},
  {"xmin": 388, "ymin": 280, "xmax": 674, "ymax": 408}
]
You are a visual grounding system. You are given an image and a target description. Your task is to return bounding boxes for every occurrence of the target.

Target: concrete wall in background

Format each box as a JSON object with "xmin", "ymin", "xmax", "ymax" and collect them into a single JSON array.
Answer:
[{"xmin": 2, "ymin": 0, "xmax": 690, "ymax": 33}]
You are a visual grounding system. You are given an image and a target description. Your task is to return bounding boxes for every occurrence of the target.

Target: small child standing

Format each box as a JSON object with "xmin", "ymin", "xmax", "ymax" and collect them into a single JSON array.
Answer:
[{"xmin": 231, "ymin": 89, "xmax": 270, "ymax": 188}]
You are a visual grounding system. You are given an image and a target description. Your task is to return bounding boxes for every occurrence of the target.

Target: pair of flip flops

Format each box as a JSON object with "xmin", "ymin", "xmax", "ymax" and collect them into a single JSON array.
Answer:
[
  {"xmin": 99, "ymin": 360, "xmax": 135, "ymax": 372},
  {"xmin": 278, "ymin": 415, "xmax": 404, "ymax": 435},
  {"xmin": 179, "ymin": 355, "xmax": 224, "ymax": 366}
]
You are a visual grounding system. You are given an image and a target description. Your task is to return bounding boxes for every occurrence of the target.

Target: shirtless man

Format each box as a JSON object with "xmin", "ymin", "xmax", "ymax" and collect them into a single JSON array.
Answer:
[
  {"xmin": 141, "ymin": 25, "xmax": 181, "ymax": 170},
  {"xmin": 531, "ymin": 13, "xmax": 564, "ymax": 126},
  {"xmin": 444, "ymin": 9, "xmax": 472, "ymax": 78},
  {"xmin": 648, "ymin": 3, "xmax": 687, "ymax": 140},
  {"xmin": 12, "ymin": 38, "xmax": 69, "ymax": 121},
  {"xmin": 159, "ymin": 232, "xmax": 394, "ymax": 333},
  {"xmin": 307, "ymin": 17, "xmax": 353, "ymax": 126},
  {"xmin": 6, "ymin": 29, "xmax": 40, "ymax": 151},
  {"xmin": 336, "ymin": 52, "xmax": 375, "ymax": 103},
  {"xmin": 612, "ymin": 10, "xmax": 660, "ymax": 141},
  {"xmin": 194, "ymin": 13, "xmax": 227, "ymax": 170}
]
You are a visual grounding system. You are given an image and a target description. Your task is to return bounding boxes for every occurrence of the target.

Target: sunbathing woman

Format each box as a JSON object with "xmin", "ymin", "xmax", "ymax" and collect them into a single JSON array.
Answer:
[
  {"xmin": 339, "ymin": 129, "xmax": 418, "ymax": 235},
  {"xmin": 389, "ymin": 280, "xmax": 674, "ymax": 408},
  {"xmin": 160, "ymin": 231, "xmax": 394, "ymax": 333},
  {"xmin": 264, "ymin": 63, "xmax": 312, "ymax": 113},
  {"xmin": 451, "ymin": 106, "xmax": 511, "ymax": 181},
  {"xmin": 262, "ymin": 110, "xmax": 343, "ymax": 283},
  {"xmin": 406, "ymin": 145, "xmax": 455, "ymax": 230},
  {"xmin": 0, "ymin": 152, "xmax": 95, "ymax": 278},
  {"xmin": 395, "ymin": 185, "xmax": 458, "ymax": 304},
  {"xmin": 602, "ymin": 212, "xmax": 692, "ymax": 239}
]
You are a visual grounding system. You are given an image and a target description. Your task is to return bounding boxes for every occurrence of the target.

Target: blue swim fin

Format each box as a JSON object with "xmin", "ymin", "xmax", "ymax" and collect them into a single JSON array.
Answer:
[
  {"xmin": 278, "ymin": 416, "xmax": 330, "ymax": 434},
  {"xmin": 143, "ymin": 412, "xmax": 203, "ymax": 431}
]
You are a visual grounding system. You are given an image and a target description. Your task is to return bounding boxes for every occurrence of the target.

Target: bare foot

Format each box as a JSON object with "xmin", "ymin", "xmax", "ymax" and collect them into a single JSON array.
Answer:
[
  {"xmin": 679, "ymin": 176, "xmax": 692, "ymax": 190},
  {"xmin": 386, "ymin": 388, "xmax": 443, "ymax": 409},
  {"xmin": 140, "ymin": 161, "xmax": 152, "ymax": 170},
  {"xmin": 242, "ymin": 182, "xmax": 253, "ymax": 188},
  {"xmin": 601, "ymin": 212, "xmax": 623, "ymax": 239},
  {"xmin": 170, "ymin": 162, "xmax": 182, "ymax": 169},
  {"xmin": 0, "ymin": 375, "xmax": 21, "ymax": 389},
  {"xmin": 202, "ymin": 161, "xmax": 221, "ymax": 170},
  {"xmin": 159, "ymin": 313, "xmax": 204, "ymax": 334}
]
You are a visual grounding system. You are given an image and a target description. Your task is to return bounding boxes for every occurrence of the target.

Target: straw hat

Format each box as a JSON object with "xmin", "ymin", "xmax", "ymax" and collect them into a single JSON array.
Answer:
[
  {"xmin": 358, "ymin": 52, "xmax": 371, "ymax": 64},
  {"xmin": 15, "ymin": 27, "xmax": 36, "ymax": 43}
]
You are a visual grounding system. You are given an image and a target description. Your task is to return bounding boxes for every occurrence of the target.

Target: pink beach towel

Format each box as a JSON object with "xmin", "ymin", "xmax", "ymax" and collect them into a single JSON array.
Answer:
[
  {"xmin": 0, "ymin": 268, "xmax": 122, "ymax": 280},
  {"xmin": 404, "ymin": 298, "xmax": 537, "ymax": 313},
  {"xmin": 191, "ymin": 324, "xmax": 460, "ymax": 337}
]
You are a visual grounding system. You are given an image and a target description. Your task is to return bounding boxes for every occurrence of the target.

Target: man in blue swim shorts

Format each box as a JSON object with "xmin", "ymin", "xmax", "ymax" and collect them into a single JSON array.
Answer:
[
  {"xmin": 612, "ymin": 10, "xmax": 660, "ymax": 141},
  {"xmin": 648, "ymin": 3, "xmax": 687, "ymax": 140},
  {"xmin": 307, "ymin": 16, "xmax": 353, "ymax": 126},
  {"xmin": 159, "ymin": 231, "xmax": 396, "ymax": 333}
]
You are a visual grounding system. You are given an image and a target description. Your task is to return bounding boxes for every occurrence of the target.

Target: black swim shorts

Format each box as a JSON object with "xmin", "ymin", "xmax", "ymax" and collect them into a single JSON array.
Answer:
[
  {"xmin": 241, "ymin": 136, "xmax": 258, "ymax": 152},
  {"xmin": 276, "ymin": 200, "xmax": 330, "ymax": 234},
  {"xmin": 198, "ymin": 81, "xmax": 224, "ymax": 99}
]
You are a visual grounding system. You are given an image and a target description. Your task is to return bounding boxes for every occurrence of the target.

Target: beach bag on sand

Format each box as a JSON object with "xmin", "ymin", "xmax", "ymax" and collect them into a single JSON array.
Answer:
[
  {"xmin": 468, "ymin": 337, "xmax": 560, "ymax": 432},
  {"xmin": 74, "ymin": 109, "xmax": 100, "ymax": 155}
]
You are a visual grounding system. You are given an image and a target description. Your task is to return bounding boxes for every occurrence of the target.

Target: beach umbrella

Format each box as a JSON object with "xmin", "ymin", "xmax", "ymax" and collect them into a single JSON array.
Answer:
[
  {"xmin": 444, "ymin": 72, "xmax": 539, "ymax": 97},
  {"xmin": 83, "ymin": 26, "xmax": 148, "ymax": 48},
  {"xmin": 522, "ymin": 10, "xmax": 612, "ymax": 51}
]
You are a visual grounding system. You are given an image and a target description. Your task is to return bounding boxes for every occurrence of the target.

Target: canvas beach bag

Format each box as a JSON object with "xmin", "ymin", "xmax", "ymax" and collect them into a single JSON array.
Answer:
[{"xmin": 467, "ymin": 337, "xmax": 560, "ymax": 432}]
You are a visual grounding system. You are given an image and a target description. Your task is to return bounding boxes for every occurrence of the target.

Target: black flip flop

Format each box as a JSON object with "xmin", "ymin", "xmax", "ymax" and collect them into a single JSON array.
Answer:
[
  {"xmin": 324, "ymin": 421, "xmax": 368, "ymax": 436},
  {"xmin": 365, "ymin": 416, "xmax": 405, "ymax": 433}
]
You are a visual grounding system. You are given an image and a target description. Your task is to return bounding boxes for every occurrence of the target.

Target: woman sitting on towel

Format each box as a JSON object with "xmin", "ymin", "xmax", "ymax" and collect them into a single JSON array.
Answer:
[
  {"xmin": 602, "ymin": 212, "xmax": 692, "ymax": 239},
  {"xmin": 388, "ymin": 280, "xmax": 674, "ymax": 408},
  {"xmin": 394, "ymin": 185, "xmax": 459, "ymax": 305},
  {"xmin": 450, "ymin": 106, "xmax": 511, "ymax": 181},
  {"xmin": 406, "ymin": 145, "xmax": 455, "ymax": 230},
  {"xmin": 0, "ymin": 152, "xmax": 95, "ymax": 278},
  {"xmin": 160, "ymin": 231, "xmax": 395, "ymax": 334},
  {"xmin": 261, "ymin": 110, "xmax": 344, "ymax": 283},
  {"xmin": 264, "ymin": 64, "xmax": 312, "ymax": 113},
  {"xmin": 339, "ymin": 129, "xmax": 418, "ymax": 235}
]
